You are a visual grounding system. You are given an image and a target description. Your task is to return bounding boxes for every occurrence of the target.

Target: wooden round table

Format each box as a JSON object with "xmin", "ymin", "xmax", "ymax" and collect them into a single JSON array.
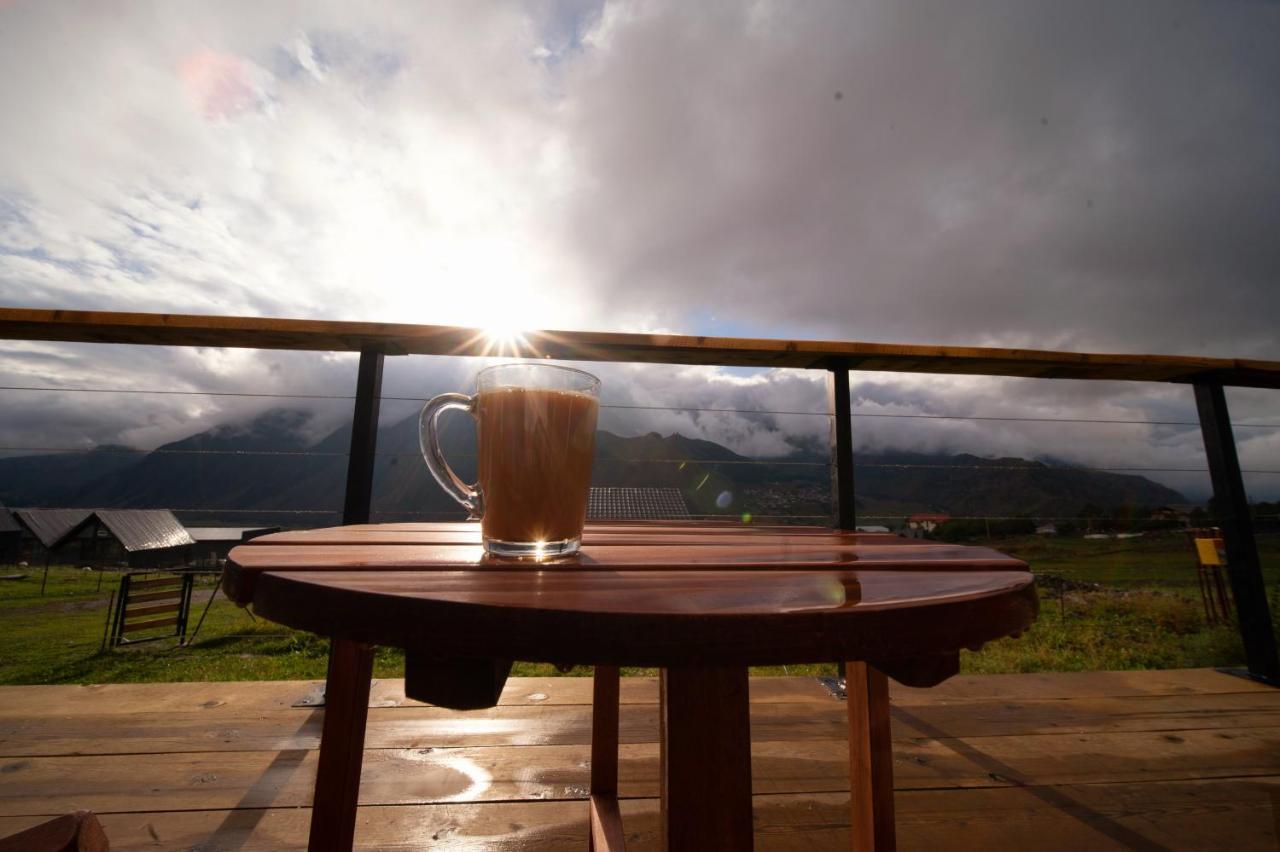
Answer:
[{"xmin": 227, "ymin": 522, "xmax": 1037, "ymax": 852}]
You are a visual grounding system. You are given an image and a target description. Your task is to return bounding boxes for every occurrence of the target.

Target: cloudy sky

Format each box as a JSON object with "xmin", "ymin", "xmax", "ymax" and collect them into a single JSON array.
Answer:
[{"xmin": 1, "ymin": 0, "xmax": 1278, "ymax": 502}]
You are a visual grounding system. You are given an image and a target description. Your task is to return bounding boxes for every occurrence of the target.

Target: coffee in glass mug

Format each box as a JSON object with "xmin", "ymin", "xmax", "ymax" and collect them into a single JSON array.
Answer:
[{"xmin": 420, "ymin": 363, "xmax": 600, "ymax": 557}]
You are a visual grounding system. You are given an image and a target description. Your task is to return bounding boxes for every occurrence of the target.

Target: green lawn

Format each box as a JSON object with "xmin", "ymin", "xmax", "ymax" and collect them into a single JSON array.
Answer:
[{"xmin": 1, "ymin": 532, "xmax": 1276, "ymax": 685}]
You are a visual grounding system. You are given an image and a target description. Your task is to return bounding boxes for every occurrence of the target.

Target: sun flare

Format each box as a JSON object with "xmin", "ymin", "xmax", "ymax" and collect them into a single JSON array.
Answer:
[{"xmin": 479, "ymin": 320, "xmax": 530, "ymax": 357}]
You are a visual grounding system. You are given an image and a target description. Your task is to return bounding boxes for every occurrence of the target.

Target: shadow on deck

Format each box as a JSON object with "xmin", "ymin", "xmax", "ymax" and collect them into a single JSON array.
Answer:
[{"xmin": 0, "ymin": 669, "xmax": 1277, "ymax": 850}]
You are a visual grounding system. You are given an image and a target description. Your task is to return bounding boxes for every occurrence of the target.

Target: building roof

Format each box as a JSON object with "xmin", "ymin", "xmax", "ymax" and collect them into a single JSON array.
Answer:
[
  {"xmin": 95, "ymin": 510, "xmax": 195, "ymax": 552},
  {"xmin": 184, "ymin": 526, "xmax": 276, "ymax": 542},
  {"xmin": 588, "ymin": 487, "xmax": 690, "ymax": 521},
  {"xmin": 0, "ymin": 503, "xmax": 20, "ymax": 534},
  {"xmin": 13, "ymin": 509, "xmax": 94, "ymax": 548},
  {"xmin": 908, "ymin": 513, "xmax": 951, "ymax": 523}
]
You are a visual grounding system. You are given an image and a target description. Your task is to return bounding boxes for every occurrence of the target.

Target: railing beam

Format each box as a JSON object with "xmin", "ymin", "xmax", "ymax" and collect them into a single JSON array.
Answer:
[
  {"xmin": 1194, "ymin": 381, "xmax": 1280, "ymax": 685},
  {"xmin": 7, "ymin": 307, "xmax": 1279, "ymax": 387},
  {"xmin": 828, "ymin": 364, "xmax": 856, "ymax": 531}
]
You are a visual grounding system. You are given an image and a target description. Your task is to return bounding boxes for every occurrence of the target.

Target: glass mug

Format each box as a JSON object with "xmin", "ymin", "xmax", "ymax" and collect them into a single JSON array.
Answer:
[{"xmin": 420, "ymin": 363, "xmax": 601, "ymax": 557}]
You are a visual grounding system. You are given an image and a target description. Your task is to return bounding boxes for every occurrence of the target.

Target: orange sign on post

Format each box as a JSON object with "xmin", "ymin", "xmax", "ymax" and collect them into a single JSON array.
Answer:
[{"xmin": 1195, "ymin": 537, "xmax": 1225, "ymax": 566}]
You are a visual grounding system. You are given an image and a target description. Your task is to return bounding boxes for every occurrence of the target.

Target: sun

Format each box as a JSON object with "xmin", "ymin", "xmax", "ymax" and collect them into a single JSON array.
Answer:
[
  {"xmin": 480, "ymin": 324, "xmax": 529, "ymax": 357},
  {"xmin": 475, "ymin": 306, "xmax": 535, "ymax": 357}
]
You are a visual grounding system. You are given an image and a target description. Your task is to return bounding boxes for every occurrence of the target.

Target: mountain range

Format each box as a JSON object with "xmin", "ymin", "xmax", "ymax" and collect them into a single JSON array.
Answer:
[{"xmin": 0, "ymin": 408, "xmax": 1186, "ymax": 525}]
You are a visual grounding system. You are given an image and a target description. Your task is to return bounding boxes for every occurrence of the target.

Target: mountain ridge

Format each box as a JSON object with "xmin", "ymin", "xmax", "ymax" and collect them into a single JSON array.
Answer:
[{"xmin": 0, "ymin": 408, "xmax": 1187, "ymax": 524}]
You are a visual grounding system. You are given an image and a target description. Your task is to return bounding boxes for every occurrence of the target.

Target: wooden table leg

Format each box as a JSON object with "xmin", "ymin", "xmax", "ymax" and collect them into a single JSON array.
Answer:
[
  {"xmin": 309, "ymin": 639, "xmax": 375, "ymax": 852},
  {"xmin": 847, "ymin": 661, "xmax": 896, "ymax": 852},
  {"xmin": 661, "ymin": 666, "xmax": 754, "ymax": 851},
  {"xmin": 589, "ymin": 666, "xmax": 626, "ymax": 851}
]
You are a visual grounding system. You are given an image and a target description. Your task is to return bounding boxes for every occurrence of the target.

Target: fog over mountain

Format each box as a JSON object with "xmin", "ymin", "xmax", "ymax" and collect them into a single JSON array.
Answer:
[{"xmin": 0, "ymin": 408, "xmax": 1186, "ymax": 526}]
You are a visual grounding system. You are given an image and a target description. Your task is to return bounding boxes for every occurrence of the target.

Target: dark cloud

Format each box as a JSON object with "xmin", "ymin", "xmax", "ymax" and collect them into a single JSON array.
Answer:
[{"xmin": 562, "ymin": 1, "xmax": 1280, "ymax": 355}]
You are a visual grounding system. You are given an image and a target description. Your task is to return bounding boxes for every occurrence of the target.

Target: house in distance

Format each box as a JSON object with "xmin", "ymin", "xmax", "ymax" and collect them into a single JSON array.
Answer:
[
  {"xmin": 0, "ymin": 503, "xmax": 20, "ymax": 563},
  {"xmin": 10, "ymin": 508, "xmax": 194, "ymax": 568},
  {"xmin": 185, "ymin": 526, "xmax": 279, "ymax": 567},
  {"xmin": 907, "ymin": 513, "xmax": 951, "ymax": 534}
]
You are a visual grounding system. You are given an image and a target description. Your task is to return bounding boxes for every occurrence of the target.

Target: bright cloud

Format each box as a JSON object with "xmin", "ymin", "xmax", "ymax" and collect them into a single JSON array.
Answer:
[{"xmin": 0, "ymin": 0, "xmax": 1277, "ymax": 500}]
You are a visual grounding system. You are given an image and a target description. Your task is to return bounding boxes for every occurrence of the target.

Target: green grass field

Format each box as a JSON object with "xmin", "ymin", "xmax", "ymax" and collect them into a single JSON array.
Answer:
[{"xmin": 2, "ymin": 532, "xmax": 1277, "ymax": 685}]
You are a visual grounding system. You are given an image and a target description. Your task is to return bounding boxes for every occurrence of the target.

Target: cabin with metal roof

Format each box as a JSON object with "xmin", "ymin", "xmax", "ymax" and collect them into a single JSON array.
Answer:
[
  {"xmin": 11, "ymin": 509, "xmax": 93, "ymax": 559},
  {"xmin": 11, "ymin": 508, "xmax": 194, "ymax": 567},
  {"xmin": 185, "ymin": 526, "xmax": 279, "ymax": 566},
  {"xmin": 0, "ymin": 504, "xmax": 20, "ymax": 563}
]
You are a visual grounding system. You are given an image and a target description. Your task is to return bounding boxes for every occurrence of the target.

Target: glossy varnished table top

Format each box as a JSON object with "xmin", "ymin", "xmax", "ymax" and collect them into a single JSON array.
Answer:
[{"xmin": 226, "ymin": 522, "xmax": 1037, "ymax": 682}]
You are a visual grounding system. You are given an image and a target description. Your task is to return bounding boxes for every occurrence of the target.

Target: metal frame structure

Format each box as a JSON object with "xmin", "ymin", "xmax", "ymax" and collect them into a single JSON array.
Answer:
[
  {"xmin": 103, "ymin": 571, "xmax": 195, "ymax": 649},
  {"xmin": 2, "ymin": 307, "xmax": 1275, "ymax": 685}
]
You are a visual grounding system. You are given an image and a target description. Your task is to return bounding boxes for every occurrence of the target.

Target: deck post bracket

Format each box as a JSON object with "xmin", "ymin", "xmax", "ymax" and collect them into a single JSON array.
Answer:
[{"xmin": 1193, "ymin": 381, "xmax": 1280, "ymax": 686}]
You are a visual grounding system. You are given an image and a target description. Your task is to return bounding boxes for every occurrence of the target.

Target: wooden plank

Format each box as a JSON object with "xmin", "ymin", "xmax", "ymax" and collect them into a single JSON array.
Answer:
[
  {"xmin": 123, "ymin": 589, "xmax": 182, "ymax": 604},
  {"xmin": 6, "ymin": 690, "xmax": 1278, "ymax": 758},
  {"xmin": 254, "ymin": 528, "xmax": 903, "ymax": 547},
  {"xmin": 224, "ymin": 540, "xmax": 1028, "ymax": 609},
  {"xmin": 0, "ymin": 701, "xmax": 838, "ymax": 756},
  {"xmin": 0, "ymin": 676, "xmax": 828, "ymax": 719},
  {"xmin": 328, "ymin": 521, "xmax": 836, "ymax": 536},
  {"xmin": 120, "ymin": 601, "xmax": 180, "ymax": 619},
  {"xmin": 4, "ymin": 307, "xmax": 1277, "ymax": 387},
  {"xmin": 119, "ymin": 616, "xmax": 179, "ymax": 634},
  {"xmin": 126, "ymin": 577, "xmax": 183, "ymax": 591},
  {"xmin": 888, "ymin": 690, "xmax": 1280, "ymax": 737},
  {"xmin": 889, "ymin": 779, "xmax": 1280, "ymax": 852},
  {"xmin": 890, "ymin": 668, "xmax": 1277, "ymax": 703},
  {"xmin": 242, "ymin": 571, "xmax": 1036, "ymax": 673},
  {"xmin": 228, "ymin": 541, "xmax": 1025, "ymax": 571},
  {"xmin": 6, "ymin": 725, "xmax": 1280, "ymax": 817},
  {"xmin": 0, "ymin": 781, "xmax": 1276, "ymax": 851},
  {"xmin": 224, "ymin": 539, "xmax": 1028, "ymax": 613},
  {"xmin": 0, "ymin": 670, "xmax": 1265, "ymax": 721}
]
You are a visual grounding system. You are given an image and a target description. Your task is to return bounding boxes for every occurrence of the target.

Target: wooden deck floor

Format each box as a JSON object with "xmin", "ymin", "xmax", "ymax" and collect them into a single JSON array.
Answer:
[{"xmin": 0, "ymin": 669, "xmax": 1277, "ymax": 850}]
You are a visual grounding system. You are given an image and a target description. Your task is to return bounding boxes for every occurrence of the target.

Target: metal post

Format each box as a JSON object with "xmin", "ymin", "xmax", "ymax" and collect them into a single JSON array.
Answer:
[
  {"xmin": 827, "ymin": 363, "xmax": 856, "ymax": 531},
  {"xmin": 186, "ymin": 569, "xmax": 222, "ymax": 646},
  {"xmin": 1194, "ymin": 381, "xmax": 1280, "ymax": 685},
  {"xmin": 828, "ymin": 364, "xmax": 856, "ymax": 686},
  {"xmin": 342, "ymin": 346, "xmax": 385, "ymax": 525}
]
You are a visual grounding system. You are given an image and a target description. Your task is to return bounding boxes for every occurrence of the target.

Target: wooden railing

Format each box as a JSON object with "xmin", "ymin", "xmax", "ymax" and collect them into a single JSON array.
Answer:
[{"xmin": 2, "ymin": 306, "xmax": 1277, "ymax": 683}]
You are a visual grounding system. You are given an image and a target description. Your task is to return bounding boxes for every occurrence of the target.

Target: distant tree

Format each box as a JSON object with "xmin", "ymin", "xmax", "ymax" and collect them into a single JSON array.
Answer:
[
  {"xmin": 933, "ymin": 519, "xmax": 986, "ymax": 542},
  {"xmin": 934, "ymin": 517, "xmax": 1033, "ymax": 541},
  {"xmin": 1253, "ymin": 500, "xmax": 1280, "ymax": 533},
  {"xmin": 990, "ymin": 517, "xmax": 1035, "ymax": 537},
  {"xmin": 1077, "ymin": 503, "xmax": 1109, "ymax": 532}
]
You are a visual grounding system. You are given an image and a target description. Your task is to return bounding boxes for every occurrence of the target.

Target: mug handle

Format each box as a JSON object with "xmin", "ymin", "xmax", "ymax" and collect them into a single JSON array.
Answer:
[{"xmin": 419, "ymin": 393, "xmax": 484, "ymax": 519}]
